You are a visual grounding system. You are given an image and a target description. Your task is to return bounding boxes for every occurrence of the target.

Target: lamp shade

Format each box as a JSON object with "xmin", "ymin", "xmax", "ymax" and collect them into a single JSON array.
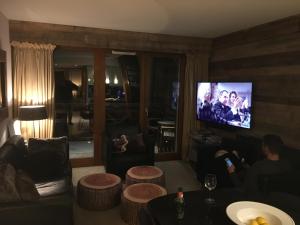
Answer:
[{"xmin": 18, "ymin": 105, "xmax": 48, "ymax": 121}]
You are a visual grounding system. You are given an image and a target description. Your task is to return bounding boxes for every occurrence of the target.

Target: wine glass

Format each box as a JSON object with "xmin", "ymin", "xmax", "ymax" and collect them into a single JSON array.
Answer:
[{"xmin": 204, "ymin": 174, "xmax": 217, "ymax": 203}]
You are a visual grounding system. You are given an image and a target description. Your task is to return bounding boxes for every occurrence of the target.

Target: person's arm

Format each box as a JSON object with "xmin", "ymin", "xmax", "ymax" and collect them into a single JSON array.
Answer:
[{"xmin": 227, "ymin": 165, "xmax": 243, "ymax": 187}]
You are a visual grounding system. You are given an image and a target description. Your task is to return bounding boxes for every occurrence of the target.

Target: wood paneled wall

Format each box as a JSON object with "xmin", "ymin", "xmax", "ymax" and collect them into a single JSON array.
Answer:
[
  {"xmin": 210, "ymin": 15, "xmax": 300, "ymax": 148},
  {"xmin": 9, "ymin": 20, "xmax": 211, "ymax": 54}
]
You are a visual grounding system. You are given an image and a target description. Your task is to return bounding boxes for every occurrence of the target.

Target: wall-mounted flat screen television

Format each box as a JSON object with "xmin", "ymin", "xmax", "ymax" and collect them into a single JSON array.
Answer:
[{"xmin": 196, "ymin": 82, "xmax": 253, "ymax": 129}]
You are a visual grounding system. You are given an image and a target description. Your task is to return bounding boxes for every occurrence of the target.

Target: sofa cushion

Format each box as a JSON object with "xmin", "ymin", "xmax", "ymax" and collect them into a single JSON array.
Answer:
[
  {"xmin": 127, "ymin": 133, "xmax": 146, "ymax": 153},
  {"xmin": 0, "ymin": 163, "xmax": 20, "ymax": 202},
  {"xmin": 25, "ymin": 137, "xmax": 68, "ymax": 181},
  {"xmin": 0, "ymin": 135, "xmax": 27, "ymax": 170},
  {"xmin": 16, "ymin": 170, "xmax": 40, "ymax": 201},
  {"xmin": 35, "ymin": 178, "xmax": 71, "ymax": 197},
  {"xmin": 28, "ymin": 136, "xmax": 68, "ymax": 158},
  {"xmin": 25, "ymin": 149, "xmax": 67, "ymax": 181}
]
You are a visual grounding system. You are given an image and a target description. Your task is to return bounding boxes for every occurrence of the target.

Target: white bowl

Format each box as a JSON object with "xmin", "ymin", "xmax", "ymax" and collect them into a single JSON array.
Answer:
[{"xmin": 226, "ymin": 201, "xmax": 295, "ymax": 225}]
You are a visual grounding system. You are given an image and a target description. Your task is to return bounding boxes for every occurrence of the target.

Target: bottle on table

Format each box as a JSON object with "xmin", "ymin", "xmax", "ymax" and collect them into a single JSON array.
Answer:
[{"xmin": 174, "ymin": 187, "xmax": 184, "ymax": 219}]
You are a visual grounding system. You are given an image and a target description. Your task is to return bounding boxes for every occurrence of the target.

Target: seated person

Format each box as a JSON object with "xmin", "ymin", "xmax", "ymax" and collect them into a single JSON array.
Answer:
[
  {"xmin": 212, "ymin": 90, "xmax": 240, "ymax": 124},
  {"xmin": 227, "ymin": 134, "xmax": 291, "ymax": 194}
]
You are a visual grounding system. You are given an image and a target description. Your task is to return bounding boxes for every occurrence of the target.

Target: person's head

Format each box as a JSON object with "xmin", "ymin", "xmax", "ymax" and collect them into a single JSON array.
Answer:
[
  {"xmin": 218, "ymin": 90, "xmax": 229, "ymax": 105},
  {"xmin": 198, "ymin": 83, "xmax": 212, "ymax": 102},
  {"xmin": 262, "ymin": 134, "xmax": 283, "ymax": 157},
  {"xmin": 229, "ymin": 91, "xmax": 237, "ymax": 105}
]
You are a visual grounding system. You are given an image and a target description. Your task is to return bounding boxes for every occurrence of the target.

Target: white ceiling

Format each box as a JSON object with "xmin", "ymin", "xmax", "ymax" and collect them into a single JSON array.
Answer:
[{"xmin": 1, "ymin": 0, "xmax": 300, "ymax": 38}]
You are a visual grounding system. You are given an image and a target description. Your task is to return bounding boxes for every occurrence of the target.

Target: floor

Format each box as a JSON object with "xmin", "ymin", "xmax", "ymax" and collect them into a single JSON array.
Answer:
[
  {"xmin": 72, "ymin": 160, "xmax": 201, "ymax": 225},
  {"xmin": 66, "ymin": 111, "xmax": 94, "ymax": 159},
  {"xmin": 69, "ymin": 141, "xmax": 93, "ymax": 159}
]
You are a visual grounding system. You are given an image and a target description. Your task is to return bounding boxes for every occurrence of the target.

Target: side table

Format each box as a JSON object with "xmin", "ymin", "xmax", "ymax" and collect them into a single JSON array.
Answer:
[{"xmin": 77, "ymin": 173, "xmax": 122, "ymax": 210}]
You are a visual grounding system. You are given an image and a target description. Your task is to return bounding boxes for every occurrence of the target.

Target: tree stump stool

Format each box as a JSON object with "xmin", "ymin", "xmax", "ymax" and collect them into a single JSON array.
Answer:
[
  {"xmin": 126, "ymin": 166, "xmax": 165, "ymax": 187},
  {"xmin": 77, "ymin": 173, "xmax": 122, "ymax": 210},
  {"xmin": 121, "ymin": 183, "xmax": 167, "ymax": 225}
]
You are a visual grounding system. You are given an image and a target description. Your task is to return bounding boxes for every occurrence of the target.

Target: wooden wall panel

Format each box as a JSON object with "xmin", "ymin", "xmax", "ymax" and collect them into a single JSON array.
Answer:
[
  {"xmin": 210, "ymin": 15, "xmax": 300, "ymax": 148},
  {"xmin": 214, "ymin": 15, "xmax": 300, "ymax": 49},
  {"xmin": 212, "ymin": 33, "xmax": 300, "ymax": 62},
  {"xmin": 9, "ymin": 20, "xmax": 211, "ymax": 54},
  {"xmin": 9, "ymin": 20, "xmax": 212, "ymax": 164}
]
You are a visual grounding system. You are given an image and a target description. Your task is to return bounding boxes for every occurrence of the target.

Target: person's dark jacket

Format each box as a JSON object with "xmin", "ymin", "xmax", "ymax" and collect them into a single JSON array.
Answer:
[
  {"xmin": 212, "ymin": 101, "xmax": 235, "ymax": 124},
  {"xmin": 198, "ymin": 101, "xmax": 213, "ymax": 121},
  {"xmin": 230, "ymin": 159, "xmax": 291, "ymax": 194}
]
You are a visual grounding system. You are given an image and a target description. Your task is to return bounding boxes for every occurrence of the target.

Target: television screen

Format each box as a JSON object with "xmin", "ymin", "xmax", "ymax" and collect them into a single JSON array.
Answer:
[{"xmin": 196, "ymin": 82, "xmax": 253, "ymax": 129}]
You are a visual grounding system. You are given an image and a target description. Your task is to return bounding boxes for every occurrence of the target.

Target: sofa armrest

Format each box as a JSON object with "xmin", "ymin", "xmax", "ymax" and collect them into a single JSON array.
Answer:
[
  {"xmin": 0, "ymin": 194, "xmax": 73, "ymax": 225},
  {"xmin": 0, "ymin": 135, "xmax": 27, "ymax": 170}
]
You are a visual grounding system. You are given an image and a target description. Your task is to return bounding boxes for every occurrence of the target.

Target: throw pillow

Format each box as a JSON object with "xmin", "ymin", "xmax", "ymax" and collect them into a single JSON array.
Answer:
[
  {"xmin": 26, "ymin": 136, "xmax": 68, "ymax": 181},
  {"xmin": 27, "ymin": 136, "xmax": 68, "ymax": 166},
  {"xmin": 16, "ymin": 170, "xmax": 40, "ymax": 201},
  {"xmin": 28, "ymin": 136, "xmax": 68, "ymax": 157},
  {"xmin": 25, "ymin": 149, "xmax": 66, "ymax": 181},
  {"xmin": 0, "ymin": 163, "xmax": 20, "ymax": 202},
  {"xmin": 127, "ymin": 133, "xmax": 146, "ymax": 153},
  {"xmin": 113, "ymin": 134, "xmax": 128, "ymax": 153}
]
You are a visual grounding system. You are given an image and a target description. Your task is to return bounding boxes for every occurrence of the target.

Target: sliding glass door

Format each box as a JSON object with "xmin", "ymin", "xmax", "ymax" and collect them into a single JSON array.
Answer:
[
  {"xmin": 104, "ymin": 53, "xmax": 141, "ymax": 137},
  {"xmin": 103, "ymin": 52, "xmax": 184, "ymax": 161},
  {"xmin": 144, "ymin": 54, "xmax": 183, "ymax": 160},
  {"xmin": 54, "ymin": 48, "xmax": 95, "ymax": 165},
  {"xmin": 54, "ymin": 48, "xmax": 184, "ymax": 166}
]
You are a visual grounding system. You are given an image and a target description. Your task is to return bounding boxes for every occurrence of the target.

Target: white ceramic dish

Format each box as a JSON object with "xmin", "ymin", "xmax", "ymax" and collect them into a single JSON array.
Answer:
[{"xmin": 226, "ymin": 201, "xmax": 295, "ymax": 225}]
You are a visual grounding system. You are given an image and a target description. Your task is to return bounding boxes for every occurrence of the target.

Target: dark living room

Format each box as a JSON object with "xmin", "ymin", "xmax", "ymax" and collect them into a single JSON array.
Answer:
[{"xmin": 1, "ymin": 1, "xmax": 300, "ymax": 225}]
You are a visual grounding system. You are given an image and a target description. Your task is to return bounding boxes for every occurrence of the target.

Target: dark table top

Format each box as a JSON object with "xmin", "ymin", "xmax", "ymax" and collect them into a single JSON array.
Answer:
[{"xmin": 147, "ymin": 188, "xmax": 300, "ymax": 225}]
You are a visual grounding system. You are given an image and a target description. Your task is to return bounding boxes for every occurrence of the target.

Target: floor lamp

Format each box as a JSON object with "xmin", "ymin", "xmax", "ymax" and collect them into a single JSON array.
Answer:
[{"xmin": 18, "ymin": 105, "xmax": 48, "ymax": 138}]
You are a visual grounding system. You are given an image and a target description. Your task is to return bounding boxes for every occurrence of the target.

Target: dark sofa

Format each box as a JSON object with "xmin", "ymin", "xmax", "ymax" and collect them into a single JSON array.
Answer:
[
  {"xmin": 0, "ymin": 135, "xmax": 73, "ymax": 225},
  {"xmin": 104, "ymin": 123, "xmax": 156, "ymax": 178}
]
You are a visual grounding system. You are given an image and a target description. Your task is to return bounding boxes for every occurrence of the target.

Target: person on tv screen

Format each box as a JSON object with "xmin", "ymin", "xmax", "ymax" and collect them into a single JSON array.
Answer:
[
  {"xmin": 228, "ymin": 91, "xmax": 237, "ymax": 108},
  {"xmin": 212, "ymin": 90, "xmax": 240, "ymax": 124},
  {"xmin": 197, "ymin": 83, "xmax": 213, "ymax": 121},
  {"xmin": 229, "ymin": 91, "xmax": 251, "ymax": 125}
]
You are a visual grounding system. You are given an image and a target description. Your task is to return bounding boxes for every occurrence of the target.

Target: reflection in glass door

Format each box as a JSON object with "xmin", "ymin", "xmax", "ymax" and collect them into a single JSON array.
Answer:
[
  {"xmin": 147, "ymin": 56, "xmax": 181, "ymax": 155},
  {"xmin": 104, "ymin": 54, "xmax": 140, "ymax": 130},
  {"xmin": 54, "ymin": 49, "xmax": 94, "ymax": 159}
]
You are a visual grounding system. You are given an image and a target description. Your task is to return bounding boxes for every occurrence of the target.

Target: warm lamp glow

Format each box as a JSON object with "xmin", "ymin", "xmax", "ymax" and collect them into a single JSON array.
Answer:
[
  {"xmin": 114, "ymin": 77, "xmax": 118, "ymax": 84},
  {"xmin": 18, "ymin": 105, "xmax": 48, "ymax": 139},
  {"xmin": 105, "ymin": 77, "xmax": 110, "ymax": 84}
]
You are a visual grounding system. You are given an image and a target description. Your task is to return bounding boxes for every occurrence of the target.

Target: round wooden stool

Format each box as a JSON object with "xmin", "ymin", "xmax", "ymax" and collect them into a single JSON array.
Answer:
[
  {"xmin": 77, "ymin": 173, "xmax": 122, "ymax": 210},
  {"xmin": 126, "ymin": 166, "xmax": 165, "ymax": 187},
  {"xmin": 121, "ymin": 183, "xmax": 167, "ymax": 225}
]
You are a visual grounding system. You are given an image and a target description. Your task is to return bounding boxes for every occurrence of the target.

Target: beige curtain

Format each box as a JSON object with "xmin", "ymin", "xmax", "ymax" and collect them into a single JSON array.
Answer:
[
  {"xmin": 12, "ymin": 41, "xmax": 56, "ymax": 139},
  {"xmin": 181, "ymin": 53, "xmax": 209, "ymax": 160}
]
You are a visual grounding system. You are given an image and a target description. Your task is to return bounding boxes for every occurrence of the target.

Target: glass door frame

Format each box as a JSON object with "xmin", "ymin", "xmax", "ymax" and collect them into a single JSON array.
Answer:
[
  {"xmin": 67, "ymin": 48, "xmax": 186, "ymax": 166},
  {"xmin": 53, "ymin": 46, "xmax": 105, "ymax": 167},
  {"xmin": 139, "ymin": 52, "xmax": 186, "ymax": 161}
]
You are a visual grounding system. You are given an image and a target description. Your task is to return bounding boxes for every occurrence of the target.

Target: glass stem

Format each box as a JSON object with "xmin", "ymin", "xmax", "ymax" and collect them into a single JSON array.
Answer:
[{"xmin": 208, "ymin": 190, "xmax": 211, "ymax": 199}]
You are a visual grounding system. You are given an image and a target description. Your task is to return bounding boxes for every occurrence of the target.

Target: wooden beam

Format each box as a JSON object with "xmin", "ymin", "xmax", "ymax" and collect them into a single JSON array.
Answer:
[{"xmin": 9, "ymin": 20, "xmax": 212, "ymax": 54}]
